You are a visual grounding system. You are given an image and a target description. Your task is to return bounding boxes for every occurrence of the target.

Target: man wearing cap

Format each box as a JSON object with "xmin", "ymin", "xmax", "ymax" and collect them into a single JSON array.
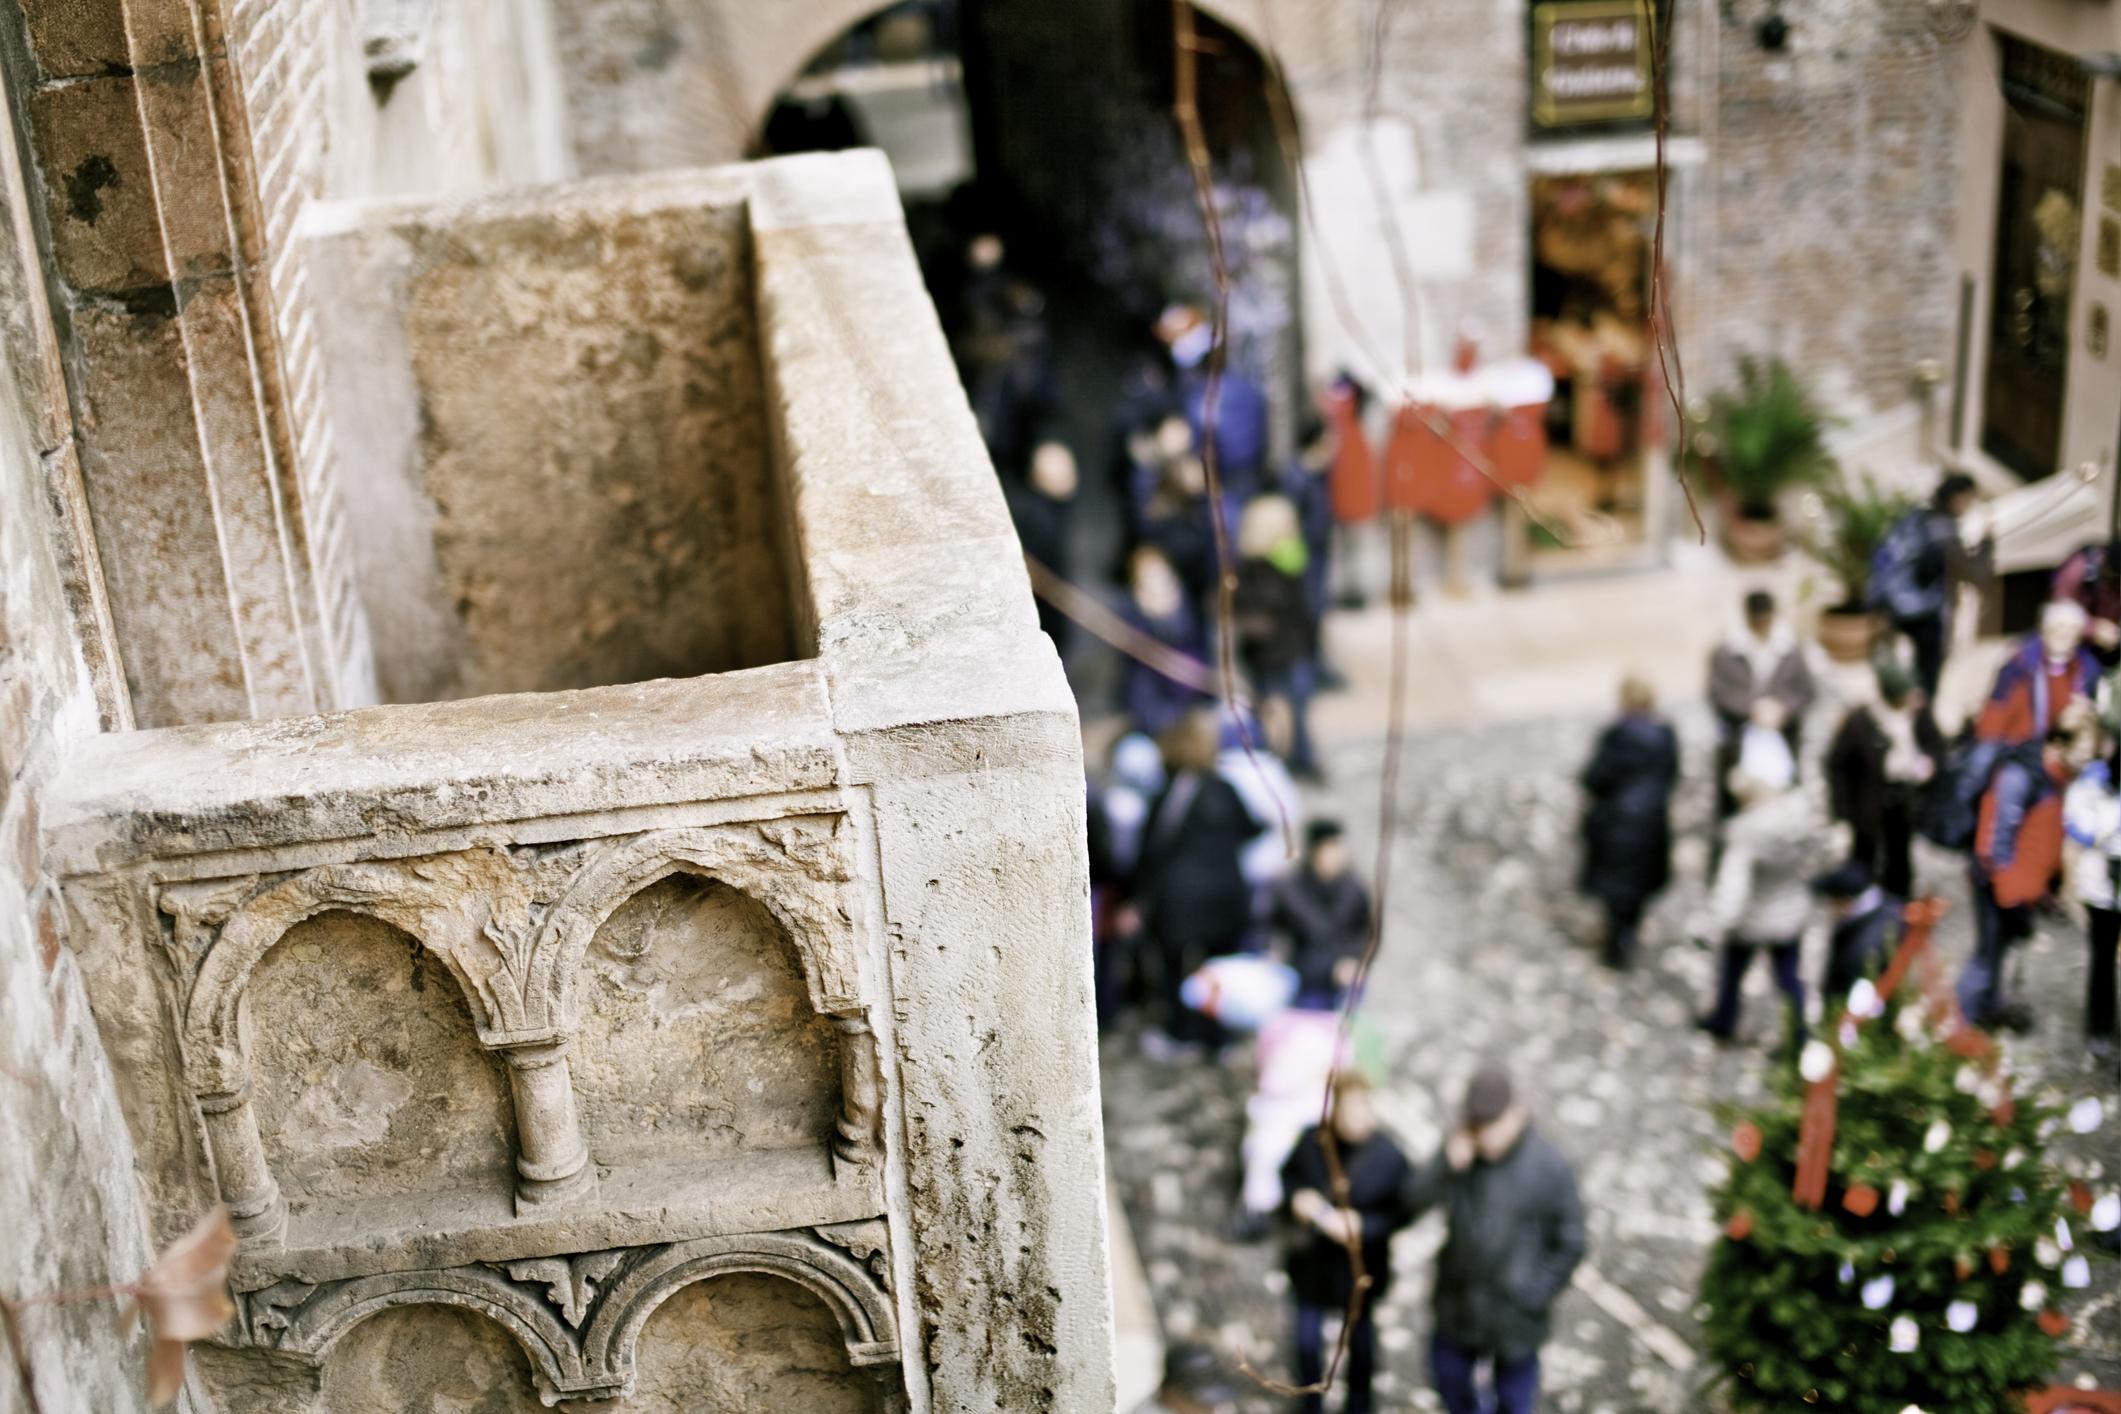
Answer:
[
  {"xmin": 1402, "ymin": 1064, "xmax": 1585, "ymax": 1414},
  {"xmin": 1811, "ymin": 861, "xmax": 1902, "ymax": 1006}
]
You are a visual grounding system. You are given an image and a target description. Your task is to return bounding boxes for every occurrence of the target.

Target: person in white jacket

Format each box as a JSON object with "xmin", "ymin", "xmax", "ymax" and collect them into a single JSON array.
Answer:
[
  {"xmin": 2065, "ymin": 743, "xmax": 2121, "ymax": 1051},
  {"xmin": 1696, "ymin": 730, "xmax": 1820, "ymax": 1045}
]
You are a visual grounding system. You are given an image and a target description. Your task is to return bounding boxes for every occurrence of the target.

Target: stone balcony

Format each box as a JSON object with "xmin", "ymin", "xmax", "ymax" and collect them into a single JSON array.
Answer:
[{"xmin": 41, "ymin": 153, "xmax": 1111, "ymax": 1412}]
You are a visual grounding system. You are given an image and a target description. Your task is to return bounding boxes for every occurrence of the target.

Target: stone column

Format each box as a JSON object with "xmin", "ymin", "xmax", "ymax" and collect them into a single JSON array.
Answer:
[
  {"xmin": 503, "ymin": 1040, "xmax": 595, "ymax": 1210},
  {"xmin": 197, "ymin": 1087, "xmax": 285, "ymax": 1241},
  {"xmin": 832, "ymin": 1015, "xmax": 881, "ymax": 1167}
]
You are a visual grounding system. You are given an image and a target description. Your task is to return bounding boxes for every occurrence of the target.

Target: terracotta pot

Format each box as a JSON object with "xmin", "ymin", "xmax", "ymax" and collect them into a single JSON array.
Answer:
[
  {"xmin": 1721, "ymin": 506, "xmax": 1786, "ymax": 563},
  {"xmin": 1816, "ymin": 607, "xmax": 1877, "ymax": 664}
]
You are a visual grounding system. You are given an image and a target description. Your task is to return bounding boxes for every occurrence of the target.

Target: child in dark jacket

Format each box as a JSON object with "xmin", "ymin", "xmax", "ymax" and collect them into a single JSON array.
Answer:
[{"xmin": 1270, "ymin": 821, "xmax": 1370, "ymax": 1006}]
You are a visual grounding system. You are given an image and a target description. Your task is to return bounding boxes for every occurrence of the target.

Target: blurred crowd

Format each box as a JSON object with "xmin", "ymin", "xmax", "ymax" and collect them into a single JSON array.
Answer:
[
  {"xmin": 1580, "ymin": 476, "xmax": 2121, "ymax": 1065},
  {"xmin": 935, "ymin": 224, "xmax": 2121, "ymax": 1414}
]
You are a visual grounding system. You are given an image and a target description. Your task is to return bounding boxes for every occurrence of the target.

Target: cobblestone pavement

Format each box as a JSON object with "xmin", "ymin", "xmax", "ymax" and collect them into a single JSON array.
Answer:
[{"xmin": 1101, "ymin": 710, "xmax": 2121, "ymax": 1412}]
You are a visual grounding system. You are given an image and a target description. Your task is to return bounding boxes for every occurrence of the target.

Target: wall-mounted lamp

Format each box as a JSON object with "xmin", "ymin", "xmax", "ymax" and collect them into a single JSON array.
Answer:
[{"xmin": 1718, "ymin": 0, "xmax": 1791, "ymax": 53}]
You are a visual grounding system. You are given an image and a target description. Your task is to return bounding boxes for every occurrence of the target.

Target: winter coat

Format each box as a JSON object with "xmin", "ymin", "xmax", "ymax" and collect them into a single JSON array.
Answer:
[
  {"xmin": 1271, "ymin": 868, "xmax": 1371, "ymax": 1005},
  {"xmin": 1402, "ymin": 1124, "xmax": 1586, "ymax": 1362},
  {"xmin": 1976, "ymin": 753, "xmax": 2067, "ymax": 908},
  {"xmin": 1119, "ymin": 601, "xmax": 1208, "ymax": 739},
  {"xmin": 1824, "ymin": 890, "xmax": 1902, "ymax": 1000},
  {"xmin": 1233, "ymin": 558, "xmax": 1313, "ymax": 679},
  {"xmin": 1280, "ymin": 1125, "xmax": 1415, "ymax": 1309},
  {"xmin": 1712, "ymin": 788, "xmax": 1821, "ymax": 943},
  {"xmin": 2066, "ymin": 761, "xmax": 2121, "ymax": 909},
  {"xmin": 1134, "ymin": 771, "xmax": 1263, "ymax": 952},
  {"xmin": 1708, "ymin": 627, "xmax": 1815, "ymax": 739},
  {"xmin": 1183, "ymin": 367, "xmax": 1269, "ymax": 494},
  {"xmin": 1272, "ymin": 461, "xmax": 1335, "ymax": 617},
  {"xmin": 1578, "ymin": 712, "xmax": 1678, "ymax": 915},
  {"xmin": 1825, "ymin": 703, "xmax": 1944, "ymax": 843},
  {"xmin": 1976, "ymin": 635, "xmax": 2101, "ymax": 745}
]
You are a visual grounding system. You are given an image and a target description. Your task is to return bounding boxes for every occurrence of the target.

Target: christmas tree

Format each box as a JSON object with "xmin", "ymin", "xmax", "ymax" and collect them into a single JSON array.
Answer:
[{"xmin": 1700, "ymin": 911, "xmax": 2100, "ymax": 1412}]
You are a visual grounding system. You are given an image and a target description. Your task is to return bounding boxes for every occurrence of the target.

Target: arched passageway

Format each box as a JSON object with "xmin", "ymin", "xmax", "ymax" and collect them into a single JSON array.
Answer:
[{"xmin": 757, "ymin": 0, "xmax": 1302, "ymax": 703}]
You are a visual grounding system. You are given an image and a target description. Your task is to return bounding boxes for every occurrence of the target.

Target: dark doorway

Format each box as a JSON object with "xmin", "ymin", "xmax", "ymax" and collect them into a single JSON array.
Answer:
[
  {"xmin": 759, "ymin": 0, "xmax": 1301, "ymax": 710},
  {"xmin": 1981, "ymin": 32, "xmax": 2088, "ymax": 480}
]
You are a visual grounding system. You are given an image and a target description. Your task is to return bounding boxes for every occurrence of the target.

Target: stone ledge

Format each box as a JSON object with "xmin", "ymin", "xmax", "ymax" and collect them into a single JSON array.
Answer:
[
  {"xmin": 236, "ymin": 1145, "xmax": 882, "ymax": 1291},
  {"xmin": 41, "ymin": 664, "xmax": 839, "ymax": 874}
]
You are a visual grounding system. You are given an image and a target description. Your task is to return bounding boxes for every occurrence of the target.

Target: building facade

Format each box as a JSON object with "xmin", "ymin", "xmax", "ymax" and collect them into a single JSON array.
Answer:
[
  {"xmin": 1944, "ymin": 1, "xmax": 2121, "ymax": 587},
  {"xmin": 554, "ymin": 0, "xmax": 1971, "ymax": 576}
]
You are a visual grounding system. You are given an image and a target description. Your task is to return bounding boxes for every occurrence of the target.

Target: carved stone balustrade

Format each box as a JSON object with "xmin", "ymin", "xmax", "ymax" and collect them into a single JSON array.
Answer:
[{"xmin": 42, "ymin": 153, "xmax": 1112, "ymax": 1411}]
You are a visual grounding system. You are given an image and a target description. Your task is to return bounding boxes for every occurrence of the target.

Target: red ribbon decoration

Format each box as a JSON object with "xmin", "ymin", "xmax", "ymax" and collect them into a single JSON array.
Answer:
[{"xmin": 1790, "ymin": 900, "xmax": 1952, "ymax": 1211}]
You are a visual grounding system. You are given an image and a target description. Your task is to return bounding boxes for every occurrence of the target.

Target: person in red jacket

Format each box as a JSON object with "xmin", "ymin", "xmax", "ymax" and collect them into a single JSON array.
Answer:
[
  {"xmin": 1977, "ymin": 601, "xmax": 2100, "ymax": 745},
  {"xmin": 1957, "ymin": 725, "xmax": 2076, "ymax": 1029}
]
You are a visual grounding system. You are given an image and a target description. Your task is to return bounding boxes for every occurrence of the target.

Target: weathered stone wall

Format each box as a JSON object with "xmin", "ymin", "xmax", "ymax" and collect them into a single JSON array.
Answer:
[
  {"xmin": 220, "ymin": 0, "xmax": 575, "ymax": 709},
  {"xmin": 302, "ymin": 176, "xmax": 793, "ymax": 703},
  {"xmin": 0, "ymin": 23, "xmax": 172, "ymax": 1412}
]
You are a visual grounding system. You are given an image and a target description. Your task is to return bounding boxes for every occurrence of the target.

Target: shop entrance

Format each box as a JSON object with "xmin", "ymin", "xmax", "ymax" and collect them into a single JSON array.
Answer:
[
  {"xmin": 1981, "ymin": 32, "xmax": 2088, "ymax": 481},
  {"xmin": 1524, "ymin": 170, "xmax": 1658, "ymax": 568}
]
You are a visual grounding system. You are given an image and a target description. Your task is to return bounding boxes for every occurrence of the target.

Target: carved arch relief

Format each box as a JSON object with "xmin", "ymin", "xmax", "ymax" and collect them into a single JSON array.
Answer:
[
  {"xmin": 533, "ymin": 822, "xmax": 864, "ymax": 1026},
  {"xmin": 166, "ymin": 817, "xmax": 880, "ymax": 1240},
  {"xmin": 537, "ymin": 823, "xmax": 882, "ymax": 1167},
  {"xmin": 235, "ymin": 1228, "xmax": 900, "ymax": 1407},
  {"xmin": 174, "ymin": 847, "xmax": 584, "ymax": 1236}
]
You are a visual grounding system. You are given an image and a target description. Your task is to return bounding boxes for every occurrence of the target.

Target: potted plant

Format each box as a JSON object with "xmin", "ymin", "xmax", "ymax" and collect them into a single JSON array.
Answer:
[
  {"xmin": 1708, "ymin": 356, "xmax": 1837, "ymax": 562},
  {"xmin": 1806, "ymin": 469, "xmax": 1915, "ymax": 663}
]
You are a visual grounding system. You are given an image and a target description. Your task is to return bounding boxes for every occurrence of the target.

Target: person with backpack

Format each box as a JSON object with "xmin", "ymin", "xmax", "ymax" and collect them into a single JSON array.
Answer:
[
  {"xmin": 1957, "ymin": 725, "xmax": 2077, "ymax": 1030},
  {"xmin": 1977, "ymin": 600, "xmax": 2100, "ymax": 745},
  {"xmin": 1868, "ymin": 473, "xmax": 1994, "ymax": 701}
]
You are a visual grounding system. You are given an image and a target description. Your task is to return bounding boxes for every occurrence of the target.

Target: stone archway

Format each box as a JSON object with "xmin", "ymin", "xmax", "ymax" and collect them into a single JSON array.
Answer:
[{"xmin": 547, "ymin": 0, "xmax": 1314, "ymax": 178}]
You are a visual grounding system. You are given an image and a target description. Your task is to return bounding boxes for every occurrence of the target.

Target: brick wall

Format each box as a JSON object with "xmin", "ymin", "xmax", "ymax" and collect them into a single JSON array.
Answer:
[{"xmin": 1701, "ymin": 1, "xmax": 1960, "ymax": 414}]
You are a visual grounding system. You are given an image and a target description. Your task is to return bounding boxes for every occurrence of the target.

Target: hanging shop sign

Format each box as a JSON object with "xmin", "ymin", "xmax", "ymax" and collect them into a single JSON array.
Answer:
[{"xmin": 1531, "ymin": 0, "xmax": 1655, "ymax": 130}]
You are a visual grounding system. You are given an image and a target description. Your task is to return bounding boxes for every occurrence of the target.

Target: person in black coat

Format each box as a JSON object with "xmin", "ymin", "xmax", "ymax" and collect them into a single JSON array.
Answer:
[
  {"xmin": 1280, "ymin": 1070, "xmax": 1413, "ymax": 1414},
  {"xmin": 1271, "ymin": 821, "xmax": 1370, "ymax": 1007},
  {"xmin": 1811, "ymin": 861, "xmax": 1902, "ymax": 1005},
  {"xmin": 1578, "ymin": 675, "xmax": 1678, "ymax": 970},
  {"xmin": 1404, "ymin": 1065, "xmax": 1585, "ymax": 1414},
  {"xmin": 1134, "ymin": 708, "xmax": 1265, "ymax": 1055},
  {"xmin": 1824, "ymin": 663, "xmax": 1943, "ymax": 900},
  {"xmin": 1233, "ymin": 494, "xmax": 1321, "ymax": 776},
  {"xmin": 1005, "ymin": 441, "xmax": 1079, "ymax": 656}
]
